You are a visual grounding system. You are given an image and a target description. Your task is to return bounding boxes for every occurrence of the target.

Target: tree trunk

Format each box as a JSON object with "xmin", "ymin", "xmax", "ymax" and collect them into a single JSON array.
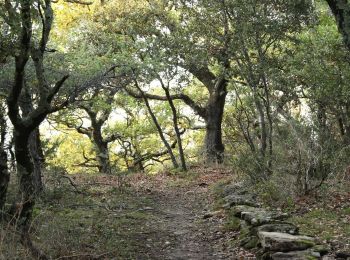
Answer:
[
  {"xmin": 326, "ymin": 0, "xmax": 350, "ymax": 51},
  {"xmin": 160, "ymin": 79, "xmax": 187, "ymax": 171},
  {"xmin": 28, "ymin": 129, "xmax": 44, "ymax": 193},
  {"xmin": 20, "ymin": 88, "xmax": 44, "ymax": 193},
  {"xmin": 204, "ymin": 87, "xmax": 227, "ymax": 164},
  {"xmin": 88, "ymin": 117, "xmax": 111, "ymax": 174},
  {"xmin": 0, "ymin": 111, "xmax": 9, "ymax": 210},
  {"xmin": 134, "ymin": 80, "xmax": 179, "ymax": 169},
  {"xmin": 13, "ymin": 130, "xmax": 35, "ymax": 233},
  {"xmin": 0, "ymin": 147, "xmax": 9, "ymax": 211},
  {"xmin": 94, "ymin": 136, "xmax": 111, "ymax": 174}
]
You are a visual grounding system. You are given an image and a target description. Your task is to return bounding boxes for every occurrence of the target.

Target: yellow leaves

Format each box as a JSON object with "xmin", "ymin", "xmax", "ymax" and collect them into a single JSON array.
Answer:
[
  {"xmin": 53, "ymin": 1, "xmax": 91, "ymax": 29},
  {"xmin": 47, "ymin": 131, "xmax": 96, "ymax": 174}
]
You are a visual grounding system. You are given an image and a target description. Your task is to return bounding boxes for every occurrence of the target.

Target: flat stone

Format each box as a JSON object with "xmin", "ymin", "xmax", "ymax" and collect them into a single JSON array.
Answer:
[
  {"xmin": 271, "ymin": 250, "xmax": 321, "ymax": 259},
  {"xmin": 257, "ymin": 223, "xmax": 299, "ymax": 235},
  {"xmin": 222, "ymin": 182, "xmax": 249, "ymax": 196},
  {"xmin": 258, "ymin": 231, "xmax": 315, "ymax": 252},
  {"xmin": 232, "ymin": 206, "xmax": 289, "ymax": 226},
  {"xmin": 223, "ymin": 194, "xmax": 258, "ymax": 208}
]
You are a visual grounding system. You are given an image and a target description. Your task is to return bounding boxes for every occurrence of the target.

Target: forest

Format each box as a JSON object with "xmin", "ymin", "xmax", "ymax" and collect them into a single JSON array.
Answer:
[{"xmin": 0, "ymin": 0, "xmax": 350, "ymax": 259}]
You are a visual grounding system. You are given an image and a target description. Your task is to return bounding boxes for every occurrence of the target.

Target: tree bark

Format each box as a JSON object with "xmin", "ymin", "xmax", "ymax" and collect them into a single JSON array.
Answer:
[
  {"xmin": 159, "ymin": 77, "xmax": 187, "ymax": 171},
  {"xmin": 326, "ymin": 0, "xmax": 350, "ymax": 51},
  {"xmin": 13, "ymin": 129, "xmax": 35, "ymax": 232},
  {"xmin": 29, "ymin": 129, "xmax": 44, "ymax": 192},
  {"xmin": 79, "ymin": 107, "xmax": 113, "ymax": 174},
  {"xmin": 20, "ymin": 87, "xmax": 44, "ymax": 193},
  {"xmin": 0, "ymin": 147, "xmax": 9, "ymax": 211},
  {"xmin": 92, "ymin": 126, "xmax": 111, "ymax": 174},
  {"xmin": 204, "ymin": 82, "xmax": 227, "ymax": 164},
  {"xmin": 0, "ymin": 110, "xmax": 9, "ymax": 210}
]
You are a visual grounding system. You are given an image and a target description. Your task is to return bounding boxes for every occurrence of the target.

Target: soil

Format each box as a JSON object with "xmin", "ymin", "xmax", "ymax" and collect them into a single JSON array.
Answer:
[
  {"xmin": 145, "ymin": 185, "xmax": 224, "ymax": 260},
  {"xmin": 126, "ymin": 170, "xmax": 252, "ymax": 260}
]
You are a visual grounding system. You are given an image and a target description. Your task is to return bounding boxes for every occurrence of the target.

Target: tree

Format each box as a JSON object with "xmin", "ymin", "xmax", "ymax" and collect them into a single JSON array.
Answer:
[
  {"xmin": 80, "ymin": 0, "xmax": 229, "ymax": 163},
  {"xmin": 326, "ymin": 0, "xmax": 350, "ymax": 51},
  {"xmin": 59, "ymin": 87, "xmax": 121, "ymax": 173},
  {"xmin": 225, "ymin": 0, "xmax": 312, "ymax": 175},
  {"xmin": 0, "ymin": 102, "xmax": 9, "ymax": 211},
  {"xmin": 3, "ymin": 1, "xmax": 69, "ymax": 253}
]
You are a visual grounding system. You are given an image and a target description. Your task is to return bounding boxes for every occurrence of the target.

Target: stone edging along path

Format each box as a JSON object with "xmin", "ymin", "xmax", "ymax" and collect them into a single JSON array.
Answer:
[{"xmin": 218, "ymin": 184, "xmax": 330, "ymax": 259}]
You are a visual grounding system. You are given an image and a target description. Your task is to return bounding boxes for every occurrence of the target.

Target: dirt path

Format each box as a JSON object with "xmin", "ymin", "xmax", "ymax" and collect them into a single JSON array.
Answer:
[
  {"xmin": 135, "ymin": 175, "xmax": 238, "ymax": 260},
  {"xmin": 148, "ymin": 186, "xmax": 214, "ymax": 259}
]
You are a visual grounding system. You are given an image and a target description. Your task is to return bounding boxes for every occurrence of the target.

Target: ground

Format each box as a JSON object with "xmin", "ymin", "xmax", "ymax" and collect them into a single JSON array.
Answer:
[
  {"xmin": 0, "ymin": 167, "xmax": 252, "ymax": 259},
  {"xmin": 1, "ymin": 167, "xmax": 349, "ymax": 259}
]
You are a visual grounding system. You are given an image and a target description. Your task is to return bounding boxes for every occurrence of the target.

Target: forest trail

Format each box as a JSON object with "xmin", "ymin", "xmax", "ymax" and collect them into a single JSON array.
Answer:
[
  {"xmin": 146, "ymin": 184, "xmax": 217, "ymax": 260},
  {"xmin": 130, "ymin": 170, "xmax": 241, "ymax": 260}
]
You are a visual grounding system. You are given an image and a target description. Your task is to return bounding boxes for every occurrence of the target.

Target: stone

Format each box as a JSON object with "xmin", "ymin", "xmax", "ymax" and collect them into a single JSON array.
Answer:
[
  {"xmin": 258, "ymin": 231, "xmax": 315, "ymax": 252},
  {"xmin": 335, "ymin": 251, "xmax": 350, "ymax": 259},
  {"xmin": 223, "ymin": 194, "xmax": 258, "ymax": 208},
  {"xmin": 202, "ymin": 210, "xmax": 222, "ymax": 219},
  {"xmin": 270, "ymin": 250, "xmax": 321, "ymax": 259},
  {"xmin": 232, "ymin": 206, "xmax": 289, "ymax": 226},
  {"xmin": 312, "ymin": 244, "xmax": 331, "ymax": 256},
  {"xmin": 257, "ymin": 223, "xmax": 299, "ymax": 235},
  {"xmin": 222, "ymin": 182, "xmax": 248, "ymax": 197}
]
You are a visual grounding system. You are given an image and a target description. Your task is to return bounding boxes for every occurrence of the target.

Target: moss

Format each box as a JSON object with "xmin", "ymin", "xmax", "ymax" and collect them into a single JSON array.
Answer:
[
  {"xmin": 223, "ymin": 216, "xmax": 241, "ymax": 231},
  {"xmin": 297, "ymin": 239, "xmax": 315, "ymax": 248},
  {"xmin": 313, "ymin": 244, "xmax": 330, "ymax": 254},
  {"xmin": 211, "ymin": 178, "xmax": 232, "ymax": 198},
  {"xmin": 306, "ymin": 256, "xmax": 318, "ymax": 260},
  {"xmin": 342, "ymin": 207, "xmax": 350, "ymax": 215},
  {"xmin": 242, "ymin": 236, "xmax": 259, "ymax": 249},
  {"xmin": 213, "ymin": 198, "xmax": 226, "ymax": 210}
]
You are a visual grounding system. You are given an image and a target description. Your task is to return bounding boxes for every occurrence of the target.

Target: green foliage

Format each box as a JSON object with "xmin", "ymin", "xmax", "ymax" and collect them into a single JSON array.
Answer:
[
  {"xmin": 223, "ymin": 215, "xmax": 241, "ymax": 232},
  {"xmin": 290, "ymin": 208, "xmax": 350, "ymax": 243}
]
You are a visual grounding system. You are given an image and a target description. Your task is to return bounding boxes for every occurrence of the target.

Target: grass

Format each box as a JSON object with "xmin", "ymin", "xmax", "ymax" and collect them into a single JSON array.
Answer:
[
  {"xmin": 223, "ymin": 214, "xmax": 241, "ymax": 232},
  {"xmin": 0, "ymin": 174, "xmax": 158, "ymax": 259},
  {"xmin": 290, "ymin": 208, "xmax": 350, "ymax": 244}
]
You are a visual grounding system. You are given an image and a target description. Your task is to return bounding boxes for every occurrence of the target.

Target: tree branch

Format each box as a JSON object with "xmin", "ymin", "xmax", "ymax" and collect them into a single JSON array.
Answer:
[{"xmin": 124, "ymin": 86, "xmax": 207, "ymax": 119}]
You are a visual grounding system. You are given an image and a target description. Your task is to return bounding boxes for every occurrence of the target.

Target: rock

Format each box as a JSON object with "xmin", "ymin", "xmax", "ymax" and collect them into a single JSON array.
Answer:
[
  {"xmin": 312, "ymin": 244, "xmax": 331, "ymax": 256},
  {"xmin": 232, "ymin": 205, "xmax": 289, "ymax": 226},
  {"xmin": 222, "ymin": 182, "xmax": 248, "ymax": 197},
  {"xmin": 139, "ymin": 207, "xmax": 154, "ymax": 211},
  {"xmin": 258, "ymin": 231, "xmax": 315, "ymax": 252},
  {"xmin": 257, "ymin": 223, "xmax": 299, "ymax": 235},
  {"xmin": 223, "ymin": 194, "xmax": 258, "ymax": 208},
  {"xmin": 270, "ymin": 249, "xmax": 321, "ymax": 259},
  {"xmin": 202, "ymin": 210, "xmax": 222, "ymax": 219},
  {"xmin": 321, "ymin": 256, "xmax": 336, "ymax": 260},
  {"xmin": 335, "ymin": 251, "xmax": 350, "ymax": 259}
]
